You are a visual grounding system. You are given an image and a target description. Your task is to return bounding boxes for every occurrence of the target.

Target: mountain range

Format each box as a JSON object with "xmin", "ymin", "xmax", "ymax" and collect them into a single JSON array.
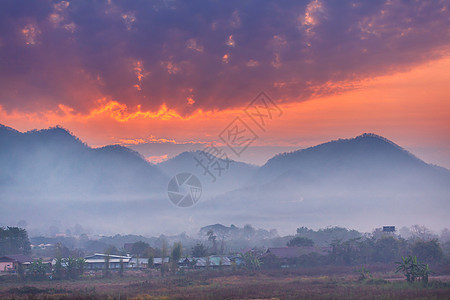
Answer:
[
  {"xmin": 0, "ymin": 124, "xmax": 448, "ymax": 235},
  {"xmin": 0, "ymin": 124, "xmax": 167, "ymax": 197}
]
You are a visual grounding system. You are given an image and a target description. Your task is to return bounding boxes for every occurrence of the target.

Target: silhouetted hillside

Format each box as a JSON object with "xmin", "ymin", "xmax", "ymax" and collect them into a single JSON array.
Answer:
[
  {"xmin": 1, "ymin": 126, "xmax": 448, "ymax": 234},
  {"xmin": 0, "ymin": 125, "xmax": 168, "ymax": 196},
  {"xmin": 200, "ymin": 134, "xmax": 450, "ymax": 232},
  {"xmin": 255, "ymin": 133, "xmax": 442, "ymax": 183},
  {"xmin": 158, "ymin": 151, "xmax": 257, "ymax": 195}
]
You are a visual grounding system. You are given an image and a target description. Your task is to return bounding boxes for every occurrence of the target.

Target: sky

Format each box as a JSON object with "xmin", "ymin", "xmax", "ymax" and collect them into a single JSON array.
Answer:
[{"xmin": 0, "ymin": 0, "xmax": 449, "ymax": 167}]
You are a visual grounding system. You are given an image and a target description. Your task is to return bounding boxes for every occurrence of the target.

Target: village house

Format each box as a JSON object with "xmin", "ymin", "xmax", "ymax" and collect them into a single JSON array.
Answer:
[
  {"xmin": 81, "ymin": 254, "xmax": 236, "ymax": 271},
  {"xmin": 129, "ymin": 257, "xmax": 153, "ymax": 268},
  {"xmin": 84, "ymin": 253, "xmax": 132, "ymax": 270},
  {"xmin": 83, "ymin": 254, "xmax": 171, "ymax": 269},
  {"xmin": 178, "ymin": 256, "xmax": 232, "ymax": 269},
  {"xmin": 0, "ymin": 254, "xmax": 34, "ymax": 273},
  {"xmin": 153, "ymin": 257, "xmax": 169, "ymax": 267}
]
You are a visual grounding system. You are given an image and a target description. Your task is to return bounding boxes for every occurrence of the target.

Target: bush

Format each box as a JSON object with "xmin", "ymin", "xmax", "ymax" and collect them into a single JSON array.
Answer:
[
  {"xmin": 287, "ymin": 237, "xmax": 314, "ymax": 247},
  {"xmin": 411, "ymin": 239, "xmax": 443, "ymax": 262}
]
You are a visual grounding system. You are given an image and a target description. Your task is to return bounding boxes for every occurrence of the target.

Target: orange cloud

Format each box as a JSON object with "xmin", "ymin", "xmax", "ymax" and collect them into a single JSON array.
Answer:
[{"xmin": 1, "ymin": 57, "xmax": 449, "ymax": 167}]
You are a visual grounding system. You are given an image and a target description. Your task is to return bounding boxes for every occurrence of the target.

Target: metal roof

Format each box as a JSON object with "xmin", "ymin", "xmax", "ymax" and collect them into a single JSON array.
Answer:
[
  {"xmin": 191, "ymin": 256, "xmax": 232, "ymax": 267},
  {"xmin": 84, "ymin": 258, "xmax": 131, "ymax": 263},
  {"xmin": 153, "ymin": 257, "xmax": 169, "ymax": 264},
  {"xmin": 85, "ymin": 253, "xmax": 131, "ymax": 259}
]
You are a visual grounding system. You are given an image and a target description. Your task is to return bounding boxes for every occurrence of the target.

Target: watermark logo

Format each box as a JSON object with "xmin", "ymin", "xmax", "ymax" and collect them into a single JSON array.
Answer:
[
  {"xmin": 167, "ymin": 173, "xmax": 202, "ymax": 207},
  {"xmin": 167, "ymin": 91, "xmax": 283, "ymax": 206}
]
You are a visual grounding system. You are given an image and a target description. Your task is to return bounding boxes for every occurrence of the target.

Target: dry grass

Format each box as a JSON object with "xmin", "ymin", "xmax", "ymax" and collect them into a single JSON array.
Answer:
[{"xmin": 0, "ymin": 266, "xmax": 449, "ymax": 299}]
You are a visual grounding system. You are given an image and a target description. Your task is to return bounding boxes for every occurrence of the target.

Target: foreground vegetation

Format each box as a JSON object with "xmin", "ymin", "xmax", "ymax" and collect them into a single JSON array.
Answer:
[
  {"xmin": 2, "ymin": 224, "xmax": 449, "ymax": 298},
  {"xmin": 1, "ymin": 266, "xmax": 449, "ymax": 299}
]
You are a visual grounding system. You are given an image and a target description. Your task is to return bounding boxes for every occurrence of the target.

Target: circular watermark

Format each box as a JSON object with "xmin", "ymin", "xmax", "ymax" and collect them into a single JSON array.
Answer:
[{"xmin": 167, "ymin": 173, "xmax": 202, "ymax": 207}]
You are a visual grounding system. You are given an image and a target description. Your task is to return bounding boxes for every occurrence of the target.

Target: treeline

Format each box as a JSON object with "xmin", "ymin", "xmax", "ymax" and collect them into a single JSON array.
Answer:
[
  {"xmin": 328, "ymin": 235, "xmax": 443, "ymax": 265},
  {"xmin": 257, "ymin": 226, "xmax": 447, "ymax": 269},
  {"xmin": 2, "ymin": 224, "xmax": 449, "ymax": 265},
  {"xmin": 23, "ymin": 257, "xmax": 86, "ymax": 281},
  {"xmin": 263, "ymin": 235, "xmax": 444, "ymax": 269}
]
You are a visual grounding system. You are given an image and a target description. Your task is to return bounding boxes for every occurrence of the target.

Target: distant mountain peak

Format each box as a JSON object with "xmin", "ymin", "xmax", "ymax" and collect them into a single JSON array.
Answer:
[
  {"xmin": 27, "ymin": 125, "xmax": 73, "ymax": 136},
  {"xmin": 353, "ymin": 132, "xmax": 401, "ymax": 147},
  {"xmin": 256, "ymin": 132, "xmax": 428, "ymax": 185},
  {"xmin": 333, "ymin": 132, "xmax": 398, "ymax": 145},
  {"xmin": 0, "ymin": 123, "xmax": 168, "ymax": 196},
  {"xmin": 23, "ymin": 125, "xmax": 89, "ymax": 149},
  {"xmin": 0, "ymin": 123, "xmax": 17, "ymax": 130},
  {"xmin": 97, "ymin": 144, "xmax": 146, "ymax": 160},
  {"xmin": 270, "ymin": 133, "xmax": 408, "ymax": 161},
  {"xmin": 351, "ymin": 132, "xmax": 419, "ymax": 159},
  {"xmin": 355, "ymin": 132, "xmax": 386, "ymax": 139},
  {"xmin": 0, "ymin": 123, "xmax": 20, "ymax": 135}
]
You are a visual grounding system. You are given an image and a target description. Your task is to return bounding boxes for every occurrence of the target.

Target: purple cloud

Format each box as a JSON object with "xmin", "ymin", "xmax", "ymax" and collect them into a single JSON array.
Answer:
[{"xmin": 0, "ymin": 0, "xmax": 448, "ymax": 115}]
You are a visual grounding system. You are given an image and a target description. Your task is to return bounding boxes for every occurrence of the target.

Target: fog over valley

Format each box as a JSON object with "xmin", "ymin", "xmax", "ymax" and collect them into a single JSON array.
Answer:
[{"xmin": 1, "ymin": 124, "xmax": 448, "ymax": 237}]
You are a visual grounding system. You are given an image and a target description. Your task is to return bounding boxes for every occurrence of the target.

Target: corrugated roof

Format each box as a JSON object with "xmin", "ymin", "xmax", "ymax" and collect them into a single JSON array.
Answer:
[
  {"xmin": 129, "ymin": 258, "xmax": 149, "ymax": 264},
  {"xmin": 85, "ymin": 258, "xmax": 131, "ymax": 263},
  {"xmin": 85, "ymin": 253, "xmax": 131, "ymax": 260},
  {"xmin": 193, "ymin": 256, "xmax": 231, "ymax": 267},
  {"xmin": 153, "ymin": 257, "xmax": 169, "ymax": 264}
]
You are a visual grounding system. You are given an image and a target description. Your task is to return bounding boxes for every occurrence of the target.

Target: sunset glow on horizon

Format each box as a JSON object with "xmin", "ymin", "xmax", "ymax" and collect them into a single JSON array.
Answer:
[{"xmin": 0, "ymin": 0, "xmax": 449, "ymax": 167}]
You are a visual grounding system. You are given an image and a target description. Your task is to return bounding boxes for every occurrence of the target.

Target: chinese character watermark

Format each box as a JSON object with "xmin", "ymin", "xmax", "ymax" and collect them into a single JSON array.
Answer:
[
  {"xmin": 195, "ymin": 91, "xmax": 282, "ymax": 181},
  {"xmin": 167, "ymin": 91, "xmax": 282, "ymax": 207},
  {"xmin": 244, "ymin": 91, "xmax": 283, "ymax": 131},
  {"xmin": 218, "ymin": 117, "xmax": 258, "ymax": 157},
  {"xmin": 193, "ymin": 143, "xmax": 231, "ymax": 183}
]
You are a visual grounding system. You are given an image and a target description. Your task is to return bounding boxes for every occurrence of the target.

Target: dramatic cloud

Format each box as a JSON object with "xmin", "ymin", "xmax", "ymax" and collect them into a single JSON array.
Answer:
[{"xmin": 0, "ymin": 0, "xmax": 449, "ymax": 116}]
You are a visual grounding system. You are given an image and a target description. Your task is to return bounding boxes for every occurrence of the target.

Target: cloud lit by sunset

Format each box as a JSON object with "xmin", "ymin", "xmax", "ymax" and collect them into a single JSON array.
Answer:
[{"xmin": 0, "ymin": 0, "xmax": 449, "ymax": 166}]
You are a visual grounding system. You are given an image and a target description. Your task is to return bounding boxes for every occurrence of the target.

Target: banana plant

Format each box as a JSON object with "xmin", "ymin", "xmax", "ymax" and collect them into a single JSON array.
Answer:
[
  {"xmin": 395, "ymin": 255, "xmax": 429, "ymax": 283},
  {"xmin": 419, "ymin": 263, "xmax": 430, "ymax": 285},
  {"xmin": 395, "ymin": 256, "xmax": 412, "ymax": 282}
]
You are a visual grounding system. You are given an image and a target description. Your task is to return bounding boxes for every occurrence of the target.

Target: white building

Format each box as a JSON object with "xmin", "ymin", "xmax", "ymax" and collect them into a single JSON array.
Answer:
[{"xmin": 84, "ymin": 254, "xmax": 132, "ymax": 270}]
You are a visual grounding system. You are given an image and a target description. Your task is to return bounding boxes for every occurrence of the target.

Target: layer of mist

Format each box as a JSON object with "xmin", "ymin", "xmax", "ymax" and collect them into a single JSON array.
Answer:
[{"xmin": 1, "ymin": 125, "xmax": 449, "ymax": 236}]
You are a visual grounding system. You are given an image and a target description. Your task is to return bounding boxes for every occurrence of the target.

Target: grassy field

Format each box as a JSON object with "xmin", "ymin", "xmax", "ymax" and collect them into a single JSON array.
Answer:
[{"xmin": 0, "ymin": 265, "xmax": 449, "ymax": 299}]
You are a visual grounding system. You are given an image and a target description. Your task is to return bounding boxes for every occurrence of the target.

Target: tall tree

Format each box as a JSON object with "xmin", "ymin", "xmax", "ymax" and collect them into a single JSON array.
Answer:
[
  {"xmin": 29, "ymin": 259, "xmax": 47, "ymax": 280},
  {"xmin": 0, "ymin": 227, "xmax": 31, "ymax": 255},
  {"xmin": 131, "ymin": 241, "xmax": 151, "ymax": 256},
  {"xmin": 147, "ymin": 254, "xmax": 154, "ymax": 269},
  {"xmin": 287, "ymin": 237, "xmax": 314, "ymax": 247},
  {"xmin": 103, "ymin": 248, "xmax": 112, "ymax": 278},
  {"xmin": 119, "ymin": 257, "xmax": 124, "ymax": 277},
  {"xmin": 411, "ymin": 239, "xmax": 443, "ymax": 262},
  {"xmin": 170, "ymin": 242, "xmax": 182, "ymax": 274},
  {"xmin": 207, "ymin": 230, "xmax": 217, "ymax": 255},
  {"xmin": 192, "ymin": 243, "xmax": 208, "ymax": 257},
  {"xmin": 76, "ymin": 257, "xmax": 85, "ymax": 277},
  {"xmin": 161, "ymin": 240, "xmax": 168, "ymax": 277},
  {"xmin": 65, "ymin": 257, "xmax": 78, "ymax": 279},
  {"xmin": 53, "ymin": 257, "xmax": 63, "ymax": 280}
]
